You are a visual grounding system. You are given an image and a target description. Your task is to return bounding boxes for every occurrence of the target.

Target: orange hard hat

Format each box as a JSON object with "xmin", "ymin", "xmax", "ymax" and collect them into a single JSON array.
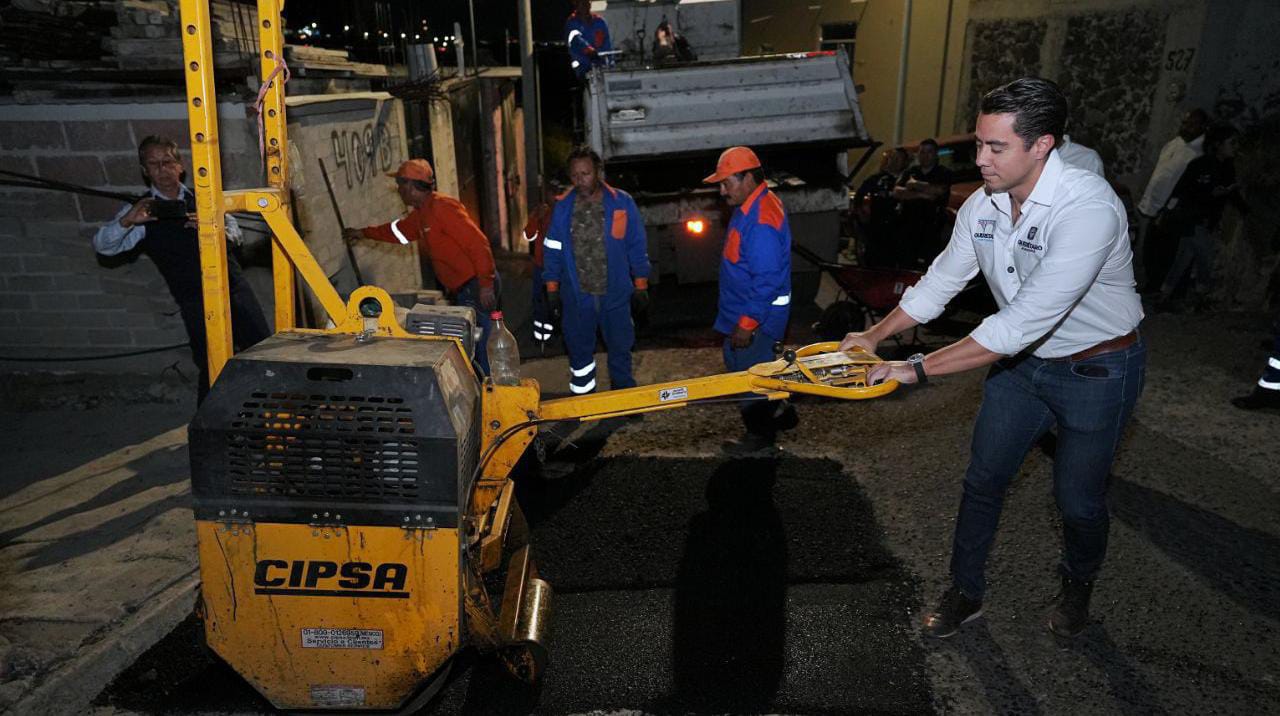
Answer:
[
  {"xmin": 388, "ymin": 158, "xmax": 434, "ymax": 184},
  {"xmin": 702, "ymin": 146, "xmax": 761, "ymax": 184}
]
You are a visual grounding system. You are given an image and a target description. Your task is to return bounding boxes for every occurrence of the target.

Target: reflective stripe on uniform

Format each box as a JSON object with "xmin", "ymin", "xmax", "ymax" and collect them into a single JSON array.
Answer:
[
  {"xmin": 772, "ymin": 294, "xmax": 791, "ymax": 306},
  {"xmin": 390, "ymin": 219, "xmax": 410, "ymax": 245},
  {"xmin": 569, "ymin": 378, "xmax": 597, "ymax": 394},
  {"xmin": 567, "ymin": 29, "xmax": 583, "ymax": 44},
  {"xmin": 534, "ymin": 330, "xmax": 550, "ymax": 341},
  {"xmin": 1260, "ymin": 377, "xmax": 1280, "ymax": 391},
  {"xmin": 571, "ymin": 60, "xmax": 581, "ymax": 69},
  {"xmin": 523, "ymin": 230, "xmax": 539, "ymax": 242},
  {"xmin": 544, "ymin": 237, "xmax": 563, "ymax": 250},
  {"xmin": 570, "ymin": 361, "xmax": 597, "ymax": 378},
  {"xmin": 1269, "ymin": 356, "xmax": 1280, "ymax": 370}
]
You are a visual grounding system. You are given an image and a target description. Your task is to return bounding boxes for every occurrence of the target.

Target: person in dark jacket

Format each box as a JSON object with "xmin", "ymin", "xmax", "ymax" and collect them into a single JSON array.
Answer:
[
  {"xmin": 1156, "ymin": 125, "xmax": 1246, "ymax": 310},
  {"xmin": 93, "ymin": 135, "xmax": 270, "ymax": 403}
]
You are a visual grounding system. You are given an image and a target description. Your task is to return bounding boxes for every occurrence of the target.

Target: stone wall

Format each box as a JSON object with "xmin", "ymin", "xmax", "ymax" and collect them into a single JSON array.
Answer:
[{"xmin": 0, "ymin": 101, "xmax": 261, "ymax": 363}]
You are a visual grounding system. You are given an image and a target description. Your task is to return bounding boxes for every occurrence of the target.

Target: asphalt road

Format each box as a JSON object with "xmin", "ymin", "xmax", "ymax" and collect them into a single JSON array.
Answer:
[{"xmin": 85, "ymin": 307, "xmax": 1280, "ymax": 715}]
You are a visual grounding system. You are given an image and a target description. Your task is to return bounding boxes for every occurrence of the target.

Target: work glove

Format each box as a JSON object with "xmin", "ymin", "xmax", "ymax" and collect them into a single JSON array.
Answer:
[
  {"xmin": 547, "ymin": 289, "xmax": 562, "ymax": 324},
  {"xmin": 631, "ymin": 288, "xmax": 649, "ymax": 315},
  {"xmin": 631, "ymin": 288, "xmax": 650, "ymax": 331}
]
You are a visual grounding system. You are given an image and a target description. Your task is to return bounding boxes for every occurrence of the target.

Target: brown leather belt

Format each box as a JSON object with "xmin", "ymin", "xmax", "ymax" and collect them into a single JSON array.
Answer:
[{"xmin": 1047, "ymin": 330, "xmax": 1139, "ymax": 362}]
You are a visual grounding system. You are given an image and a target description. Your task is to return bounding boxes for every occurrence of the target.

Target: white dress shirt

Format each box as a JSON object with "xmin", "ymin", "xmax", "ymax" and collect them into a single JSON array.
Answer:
[
  {"xmin": 898, "ymin": 149, "xmax": 1143, "ymax": 359},
  {"xmin": 92, "ymin": 185, "xmax": 242, "ymax": 255},
  {"xmin": 1058, "ymin": 135, "xmax": 1105, "ymax": 176},
  {"xmin": 1136, "ymin": 134, "xmax": 1204, "ymax": 218}
]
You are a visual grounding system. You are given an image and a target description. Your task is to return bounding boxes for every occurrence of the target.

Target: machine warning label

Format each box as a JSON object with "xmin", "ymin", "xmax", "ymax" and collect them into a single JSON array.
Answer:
[
  {"xmin": 659, "ymin": 386, "xmax": 688, "ymax": 402},
  {"xmin": 310, "ymin": 685, "xmax": 366, "ymax": 707},
  {"xmin": 302, "ymin": 628, "xmax": 384, "ymax": 650}
]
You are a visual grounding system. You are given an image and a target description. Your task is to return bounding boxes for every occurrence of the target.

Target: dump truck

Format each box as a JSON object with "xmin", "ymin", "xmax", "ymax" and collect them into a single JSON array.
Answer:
[{"xmin": 584, "ymin": 49, "xmax": 874, "ymax": 289}]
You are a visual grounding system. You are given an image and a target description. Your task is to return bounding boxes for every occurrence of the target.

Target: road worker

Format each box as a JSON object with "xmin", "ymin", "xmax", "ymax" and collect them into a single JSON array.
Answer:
[
  {"xmin": 703, "ymin": 146, "xmax": 798, "ymax": 455},
  {"xmin": 542, "ymin": 146, "xmax": 650, "ymax": 394},
  {"xmin": 565, "ymin": 0, "xmax": 613, "ymax": 79},
  {"xmin": 344, "ymin": 159, "xmax": 499, "ymax": 373}
]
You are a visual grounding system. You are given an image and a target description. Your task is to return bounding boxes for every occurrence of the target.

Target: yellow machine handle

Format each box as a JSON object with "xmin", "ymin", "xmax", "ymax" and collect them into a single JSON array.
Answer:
[{"xmin": 537, "ymin": 341, "xmax": 898, "ymax": 423}]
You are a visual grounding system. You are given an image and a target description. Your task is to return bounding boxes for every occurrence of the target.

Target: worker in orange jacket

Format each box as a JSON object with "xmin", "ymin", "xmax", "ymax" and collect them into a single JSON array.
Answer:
[
  {"xmin": 345, "ymin": 159, "xmax": 500, "ymax": 373},
  {"xmin": 523, "ymin": 179, "xmax": 561, "ymax": 352}
]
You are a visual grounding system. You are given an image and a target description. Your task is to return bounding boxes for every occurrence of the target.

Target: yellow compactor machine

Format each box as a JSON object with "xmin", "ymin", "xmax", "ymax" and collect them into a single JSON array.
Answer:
[{"xmin": 178, "ymin": 0, "xmax": 898, "ymax": 710}]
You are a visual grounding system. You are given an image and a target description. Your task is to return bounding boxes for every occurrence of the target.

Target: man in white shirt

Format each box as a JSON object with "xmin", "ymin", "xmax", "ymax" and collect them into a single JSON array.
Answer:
[
  {"xmin": 840, "ymin": 78, "xmax": 1145, "ymax": 640},
  {"xmin": 1058, "ymin": 134, "xmax": 1104, "ymax": 175},
  {"xmin": 1135, "ymin": 108, "xmax": 1208, "ymax": 290}
]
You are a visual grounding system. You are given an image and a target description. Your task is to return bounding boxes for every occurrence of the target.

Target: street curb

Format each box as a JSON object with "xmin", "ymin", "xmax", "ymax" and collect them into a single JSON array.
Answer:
[{"xmin": 12, "ymin": 570, "xmax": 200, "ymax": 716}]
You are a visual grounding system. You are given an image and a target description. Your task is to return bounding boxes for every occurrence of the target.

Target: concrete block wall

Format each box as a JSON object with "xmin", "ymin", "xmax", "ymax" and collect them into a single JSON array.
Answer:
[{"xmin": 0, "ymin": 100, "xmax": 260, "ymax": 363}]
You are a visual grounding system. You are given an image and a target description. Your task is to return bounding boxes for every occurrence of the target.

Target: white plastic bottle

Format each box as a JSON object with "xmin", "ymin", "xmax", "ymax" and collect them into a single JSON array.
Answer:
[{"xmin": 486, "ymin": 311, "xmax": 521, "ymax": 385}]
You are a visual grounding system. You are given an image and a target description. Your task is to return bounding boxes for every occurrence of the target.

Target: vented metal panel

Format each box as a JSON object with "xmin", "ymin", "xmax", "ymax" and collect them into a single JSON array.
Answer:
[
  {"xmin": 226, "ymin": 392, "xmax": 420, "ymax": 501},
  {"xmin": 189, "ymin": 331, "xmax": 479, "ymax": 528},
  {"xmin": 406, "ymin": 305, "xmax": 476, "ymax": 358}
]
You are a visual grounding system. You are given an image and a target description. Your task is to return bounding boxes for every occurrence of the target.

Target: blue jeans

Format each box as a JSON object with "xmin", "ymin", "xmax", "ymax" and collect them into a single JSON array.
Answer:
[
  {"xmin": 452, "ymin": 273, "xmax": 501, "ymax": 375},
  {"xmin": 1161, "ymin": 224, "xmax": 1216, "ymax": 299},
  {"xmin": 951, "ymin": 337, "xmax": 1146, "ymax": 599}
]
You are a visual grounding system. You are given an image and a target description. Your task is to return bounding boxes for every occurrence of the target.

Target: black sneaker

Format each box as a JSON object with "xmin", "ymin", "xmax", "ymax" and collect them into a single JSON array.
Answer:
[
  {"xmin": 1232, "ymin": 387, "xmax": 1280, "ymax": 413},
  {"xmin": 922, "ymin": 587, "xmax": 983, "ymax": 638},
  {"xmin": 1047, "ymin": 574, "xmax": 1094, "ymax": 638}
]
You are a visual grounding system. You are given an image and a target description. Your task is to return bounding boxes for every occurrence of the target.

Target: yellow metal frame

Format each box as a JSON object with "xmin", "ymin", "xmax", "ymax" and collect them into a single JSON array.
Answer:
[{"xmin": 179, "ymin": 0, "xmax": 468, "ymax": 386}]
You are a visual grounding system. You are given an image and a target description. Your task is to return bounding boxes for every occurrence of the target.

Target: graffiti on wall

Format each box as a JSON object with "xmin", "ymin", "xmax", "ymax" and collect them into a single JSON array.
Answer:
[
  {"xmin": 1059, "ymin": 9, "xmax": 1165, "ymax": 177},
  {"xmin": 329, "ymin": 122, "xmax": 398, "ymax": 189}
]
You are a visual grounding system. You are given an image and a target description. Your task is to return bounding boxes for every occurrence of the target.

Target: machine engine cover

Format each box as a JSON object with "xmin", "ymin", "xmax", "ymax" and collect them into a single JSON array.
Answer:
[{"xmin": 190, "ymin": 331, "xmax": 480, "ymax": 528}]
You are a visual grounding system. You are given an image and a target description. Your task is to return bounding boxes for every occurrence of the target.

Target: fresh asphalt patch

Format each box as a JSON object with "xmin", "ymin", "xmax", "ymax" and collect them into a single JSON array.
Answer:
[{"xmin": 96, "ymin": 455, "xmax": 934, "ymax": 714}]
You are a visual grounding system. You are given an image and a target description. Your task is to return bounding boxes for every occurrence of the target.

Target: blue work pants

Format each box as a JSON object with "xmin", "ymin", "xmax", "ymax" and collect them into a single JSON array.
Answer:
[
  {"xmin": 723, "ymin": 333, "xmax": 785, "ymax": 438},
  {"xmin": 561, "ymin": 293, "xmax": 634, "ymax": 393}
]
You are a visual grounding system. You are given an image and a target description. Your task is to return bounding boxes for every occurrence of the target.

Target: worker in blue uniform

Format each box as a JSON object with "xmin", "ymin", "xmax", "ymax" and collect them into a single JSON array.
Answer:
[
  {"xmin": 565, "ymin": 0, "xmax": 613, "ymax": 78},
  {"xmin": 704, "ymin": 146, "xmax": 798, "ymax": 454},
  {"xmin": 543, "ymin": 146, "xmax": 651, "ymax": 394}
]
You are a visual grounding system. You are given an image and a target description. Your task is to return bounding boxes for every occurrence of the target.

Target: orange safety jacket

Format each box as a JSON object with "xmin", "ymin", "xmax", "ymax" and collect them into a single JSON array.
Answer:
[{"xmin": 361, "ymin": 193, "xmax": 497, "ymax": 292}]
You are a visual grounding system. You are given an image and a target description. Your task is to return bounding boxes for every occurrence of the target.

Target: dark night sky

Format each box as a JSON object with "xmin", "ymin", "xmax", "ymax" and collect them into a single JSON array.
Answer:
[{"xmin": 280, "ymin": 0, "xmax": 577, "ymax": 65}]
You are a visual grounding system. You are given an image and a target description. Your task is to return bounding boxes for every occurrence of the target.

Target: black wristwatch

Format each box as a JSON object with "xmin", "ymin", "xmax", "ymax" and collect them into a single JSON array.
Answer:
[{"xmin": 907, "ymin": 352, "xmax": 928, "ymax": 385}]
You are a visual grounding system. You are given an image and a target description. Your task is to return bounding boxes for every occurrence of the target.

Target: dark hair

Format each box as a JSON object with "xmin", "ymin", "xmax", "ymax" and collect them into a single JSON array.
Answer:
[
  {"xmin": 979, "ymin": 77, "xmax": 1068, "ymax": 151},
  {"xmin": 919, "ymin": 138, "xmax": 939, "ymax": 150},
  {"xmin": 734, "ymin": 167, "xmax": 766, "ymax": 184},
  {"xmin": 137, "ymin": 135, "xmax": 181, "ymax": 187},
  {"xmin": 1203, "ymin": 124, "xmax": 1238, "ymax": 155},
  {"xmin": 567, "ymin": 145, "xmax": 603, "ymax": 170}
]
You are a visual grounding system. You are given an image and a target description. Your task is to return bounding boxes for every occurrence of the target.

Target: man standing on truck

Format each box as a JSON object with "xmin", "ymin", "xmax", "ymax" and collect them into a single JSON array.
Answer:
[
  {"xmin": 344, "ymin": 159, "xmax": 499, "ymax": 374},
  {"xmin": 841, "ymin": 77, "xmax": 1145, "ymax": 640},
  {"xmin": 703, "ymin": 146, "xmax": 799, "ymax": 455},
  {"xmin": 565, "ymin": 0, "xmax": 613, "ymax": 79},
  {"xmin": 542, "ymin": 147, "xmax": 650, "ymax": 395}
]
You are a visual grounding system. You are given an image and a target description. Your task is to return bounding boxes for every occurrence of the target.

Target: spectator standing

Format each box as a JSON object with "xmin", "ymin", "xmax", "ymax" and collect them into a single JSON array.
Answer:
[{"xmin": 1136, "ymin": 108, "xmax": 1208, "ymax": 291}]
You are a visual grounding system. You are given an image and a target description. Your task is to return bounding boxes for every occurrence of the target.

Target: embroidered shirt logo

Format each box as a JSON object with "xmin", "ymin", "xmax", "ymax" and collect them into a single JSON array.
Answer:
[
  {"xmin": 1017, "ymin": 226, "xmax": 1043, "ymax": 252},
  {"xmin": 974, "ymin": 218, "xmax": 995, "ymax": 240}
]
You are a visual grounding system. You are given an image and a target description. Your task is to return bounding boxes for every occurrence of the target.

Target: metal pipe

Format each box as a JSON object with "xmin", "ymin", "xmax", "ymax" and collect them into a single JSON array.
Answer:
[
  {"xmin": 468, "ymin": 0, "xmax": 479, "ymax": 76},
  {"xmin": 454, "ymin": 21, "xmax": 466, "ymax": 76},
  {"xmin": 892, "ymin": 0, "xmax": 913, "ymax": 146},
  {"xmin": 517, "ymin": 0, "xmax": 541, "ymax": 205},
  {"xmin": 934, "ymin": 0, "xmax": 955, "ymax": 136}
]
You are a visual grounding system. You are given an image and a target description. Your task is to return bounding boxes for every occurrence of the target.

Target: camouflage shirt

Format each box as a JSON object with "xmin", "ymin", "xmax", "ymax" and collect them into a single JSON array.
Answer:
[{"xmin": 571, "ymin": 195, "xmax": 607, "ymax": 295}]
